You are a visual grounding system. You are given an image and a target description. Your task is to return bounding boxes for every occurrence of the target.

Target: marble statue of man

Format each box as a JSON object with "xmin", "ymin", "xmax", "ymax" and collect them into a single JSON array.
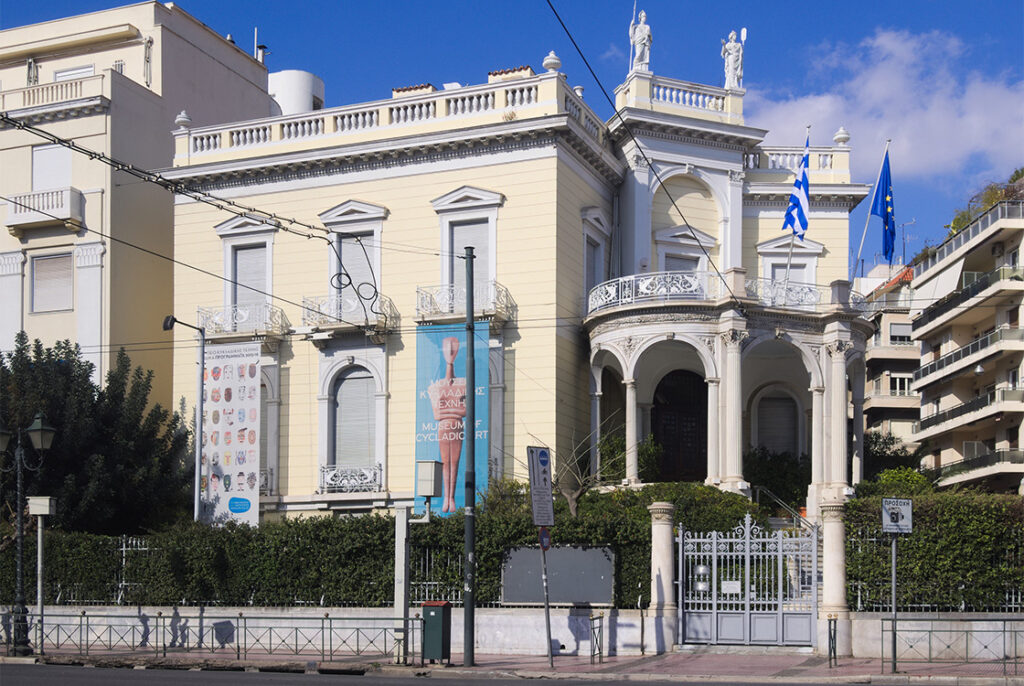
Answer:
[
  {"xmin": 630, "ymin": 10, "xmax": 652, "ymax": 72},
  {"xmin": 721, "ymin": 30, "xmax": 743, "ymax": 89}
]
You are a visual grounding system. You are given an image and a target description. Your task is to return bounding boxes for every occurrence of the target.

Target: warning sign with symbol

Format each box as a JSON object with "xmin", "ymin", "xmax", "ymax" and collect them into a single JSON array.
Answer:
[
  {"xmin": 881, "ymin": 498, "xmax": 913, "ymax": 534},
  {"xmin": 527, "ymin": 446, "xmax": 555, "ymax": 527}
]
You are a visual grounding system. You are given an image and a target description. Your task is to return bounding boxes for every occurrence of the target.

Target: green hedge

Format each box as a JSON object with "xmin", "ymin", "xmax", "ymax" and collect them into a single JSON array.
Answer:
[
  {"xmin": 2, "ymin": 481, "xmax": 758, "ymax": 609},
  {"xmin": 845, "ymin": 492, "xmax": 1024, "ymax": 611}
]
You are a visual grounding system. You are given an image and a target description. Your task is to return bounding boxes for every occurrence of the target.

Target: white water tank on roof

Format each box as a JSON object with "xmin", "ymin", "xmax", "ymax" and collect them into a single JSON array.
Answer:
[{"xmin": 269, "ymin": 70, "xmax": 325, "ymax": 115}]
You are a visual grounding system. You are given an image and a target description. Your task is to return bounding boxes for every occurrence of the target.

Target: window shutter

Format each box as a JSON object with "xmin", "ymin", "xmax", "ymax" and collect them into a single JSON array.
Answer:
[
  {"xmin": 451, "ymin": 220, "xmax": 489, "ymax": 294},
  {"xmin": 757, "ymin": 396, "xmax": 798, "ymax": 455},
  {"xmin": 340, "ymin": 234, "xmax": 375, "ymax": 296},
  {"xmin": 32, "ymin": 144, "xmax": 71, "ymax": 190},
  {"xmin": 890, "ymin": 322, "xmax": 913, "ymax": 338},
  {"xmin": 665, "ymin": 255, "xmax": 699, "ymax": 272},
  {"xmin": 32, "ymin": 254, "xmax": 73, "ymax": 312},
  {"xmin": 233, "ymin": 245, "xmax": 266, "ymax": 310},
  {"xmin": 334, "ymin": 367, "xmax": 375, "ymax": 468}
]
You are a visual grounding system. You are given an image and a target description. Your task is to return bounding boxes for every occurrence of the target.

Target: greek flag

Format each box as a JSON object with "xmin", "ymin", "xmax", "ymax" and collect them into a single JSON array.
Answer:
[{"xmin": 782, "ymin": 136, "xmax": 810, "ymax": 239}]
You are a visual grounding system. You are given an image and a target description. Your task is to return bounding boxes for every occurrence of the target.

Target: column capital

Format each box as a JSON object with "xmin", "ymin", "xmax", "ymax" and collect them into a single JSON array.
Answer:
[
  {"xmin": 74, "ymin": 241, "xmax": 106, "ymax": 269},
  {"xmin": 810, "ymin": 386, "xmax": 825, "ymax": 395},
  {"xmin": 820, "ymin": 500, "xmax": 846, "ymax": 521},
  {"xmin": 0, "ymin": 250, "xmax": 25, "ymax": 276},
  {"xmin": 647, "ymin": 500, "xmax": 676, "ymax": 523},
  {"xmin": 721, "ymin": 329, "xmax": 749, "ymax": 347},
  {"xmin": 826, "ymin": 340, "xmax": 854, "ymax": 358},
  {"xmin": 706, "ymin": 377, "xmax": 721, "ymax": 385},
  {"xmin": 623, "ymin": 378, "xmax": 636, "ymax": 387}
]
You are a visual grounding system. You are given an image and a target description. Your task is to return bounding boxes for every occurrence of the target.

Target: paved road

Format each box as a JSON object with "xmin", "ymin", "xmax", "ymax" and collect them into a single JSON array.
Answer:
[{"xmin": 0, "ymin": 663, "xmax": 844, "ymax": 686}]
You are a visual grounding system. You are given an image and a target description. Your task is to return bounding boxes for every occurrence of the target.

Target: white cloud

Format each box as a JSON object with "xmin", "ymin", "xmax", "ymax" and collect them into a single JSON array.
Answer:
[
  {"xmin": 746, "ymin": 29, "xmax": 1024, "ymax": 184},
  {"xmin": 601, "ymin": 42, "xmax": 625, "ymax": 62}
]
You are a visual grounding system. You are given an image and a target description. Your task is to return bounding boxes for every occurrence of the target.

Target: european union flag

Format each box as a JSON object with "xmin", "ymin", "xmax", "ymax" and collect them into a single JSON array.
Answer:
[{"xmin": 870, "ymin": 151, "xmax": 895, "ymax": 263}]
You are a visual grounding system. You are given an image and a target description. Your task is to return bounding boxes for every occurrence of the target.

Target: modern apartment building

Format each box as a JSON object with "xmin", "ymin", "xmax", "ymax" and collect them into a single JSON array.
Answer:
[
  {"xmin": 910, "ymin": 200, "xmax": 1024, "ymax": 491},
  {"xmin": 0, "ymin": 1, "xmax": 272, "ymax": 409},
  {"xmin": 162, "ymin": 30, "xmax": 870, "ymax": 520}
]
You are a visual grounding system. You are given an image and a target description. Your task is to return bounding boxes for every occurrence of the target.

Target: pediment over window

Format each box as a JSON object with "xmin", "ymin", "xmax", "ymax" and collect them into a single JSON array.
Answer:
[
  {"xmin": 582, "ymin": 206, "xmax": 611, "ymax": 238},
  {"xmin": 655, "ymin": 224, "xmax": 717, "ymax": 249},
  {"xmin": 756, "ymin": 234, "xmax": 825, "ymax": 256},
  {"xmin": 318, "ymin": 200, "xmax": 389, "ymax": 228},
  {"xmin": 431, "ymin": 186, "xmax": 505, "ymax": 213},
  {"xmin": 214, "ymin": 214, "xmax": 281, "ymax": 237}
]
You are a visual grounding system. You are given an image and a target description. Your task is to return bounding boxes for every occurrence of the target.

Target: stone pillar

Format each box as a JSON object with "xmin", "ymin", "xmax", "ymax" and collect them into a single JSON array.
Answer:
[
  {"xmin": 828, "ymin": 342, "xmax": 852, "ymax": 487},
  {"xmin": 807, "ymin": 386, "xmax": 825, "ymax": 519},
  {"xmin": 639, "ymin": 402, "xmax": 653, "ymax": 439},
  {"xmin": 648, "ymin": 501, "xmax": 677, "ymax": 611},
  {"xmin": 74, "ymin": 242, "xmax": 106, "ymax": 383},
  {"xmin": 819, "ymin": 498, "xmax": 851, "ymax": 656},
  {"xmin": 0, "ymin": 252, "xmax": 25, "ymax": 350},
  {"xmin": 722, "ymin": 330, "xmax": 748, "ymax": 491},
  {"xmin": 590, "ymin": 391, "xmax": 602, "ymax": 478},
  {"xmin": 851, "ymin": 393, "xmax": 865, "ymax": 485},
  {"xmin": 705, "ymin": 378, "xmax": 721, "ymax": 485},
  {"xmin": 624, "ymin": 378, "xmax": 638, "ymax": 483}
]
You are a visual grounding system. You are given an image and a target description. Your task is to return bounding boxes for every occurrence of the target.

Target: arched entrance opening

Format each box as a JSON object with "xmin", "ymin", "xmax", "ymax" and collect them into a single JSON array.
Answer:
[{"xmin": 652, "ymin": 370, "xmax": 707, "ymax": 482}]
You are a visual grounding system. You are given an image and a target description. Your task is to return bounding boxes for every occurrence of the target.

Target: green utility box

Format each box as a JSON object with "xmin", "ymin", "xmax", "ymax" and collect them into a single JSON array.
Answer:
[{"xmin": 421, "ymin": 600, "xmax": 451, "ymax": 662}]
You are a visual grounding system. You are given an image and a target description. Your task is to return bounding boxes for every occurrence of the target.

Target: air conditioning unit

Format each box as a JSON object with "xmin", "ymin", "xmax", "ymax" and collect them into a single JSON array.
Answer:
[{"xmin": 992, "ymin": 242, "xmax": 1005, "ymax": 257}]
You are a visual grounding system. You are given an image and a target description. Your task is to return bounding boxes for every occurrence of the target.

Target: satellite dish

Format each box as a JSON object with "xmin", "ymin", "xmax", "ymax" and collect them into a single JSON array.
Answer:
[{"xmin": 741, "ymin": 27, "xmax": 747, "ymax": 43}]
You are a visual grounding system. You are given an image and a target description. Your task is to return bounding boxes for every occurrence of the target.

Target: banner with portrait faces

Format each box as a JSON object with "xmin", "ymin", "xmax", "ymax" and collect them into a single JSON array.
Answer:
[{"xmin": 200, "ymin": 343, "xmax": 261, "ymax": 526}]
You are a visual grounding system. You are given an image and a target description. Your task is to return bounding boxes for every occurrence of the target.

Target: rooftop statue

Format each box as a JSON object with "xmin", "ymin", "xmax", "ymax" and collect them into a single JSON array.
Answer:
[
  {"xmin": 721, "ymin": 29, "xmax": 744, "ymax": 90},
  {"xmin": 630, "ymin": 10, "xmax": 652, "ymax": 73}
]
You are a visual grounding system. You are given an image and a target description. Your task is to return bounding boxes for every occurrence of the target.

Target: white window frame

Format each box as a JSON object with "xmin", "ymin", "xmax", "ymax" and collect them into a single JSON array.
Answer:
[
  {"xmin": 756, "ymin": 234, "xmax": 825, "ymax": 283},
  {"xmin": 431, "ymin": 186, "xmax": 504, "ymax": 288},
  {"xmin": 889, "ymin": 374, "xmax": 913, "ymax": 396},
  {"xmin": 53, "ymin": 65, "xmax": 94, "ymax": 82},
  {"xmin": 582, "ymin": 207, "xmax": 611, "ymax": 307},
  {"xmin": 654, "ymin": 224, "xmax": 716, "ymax": 273},
  {"xmin": 318, "ymin": 200, "xmax": 387, "ymax": 297},
  {"xmin": 214, "ymin": 216, "xmax": 278, "ymax": 310},
  {"xmin": 30, "ymin": 252, "xmax": 73, "ymax": 313}
]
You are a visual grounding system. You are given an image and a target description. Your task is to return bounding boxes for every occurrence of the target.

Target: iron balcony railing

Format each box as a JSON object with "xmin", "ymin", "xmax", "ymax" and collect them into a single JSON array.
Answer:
[
  {"xmin": 301, "ymin": 292, "xmax": 398, "ymax": 331},
  {"xmin": 197, "ymin": 303, "xmax": 290, "ymax": 335},
  {"xmin": 319, "ymin": 464, "xmax": 383, "ymax": 493},
  {"xmin": 587, "ymin": 270, "xmax": 722, "ymax": 313},
  {"xmin": 914, "ymin": 201, "xmax": 1024, "ymax": 280},
  {"xmin": 915, "ymin": 389, "xmax": 1024, "ymax": 432},
  {"xmin": 915, "ymin": 328, "xmax": 1024, "ymax": 381},
  {"xmin": 921, "ymin": 450, "xmax": 1024, "ymax": 482},
  {"xmin": 913, "ymin": 265, "xmax": 1024, "ymax": 331},
  {"xmin": 746, "ymin": 277, "xmax": 866, "ymax": 313},
  {"xmin": 415, "ymin": 280, "xmax": 513, "ymax": 320},
  {"xmin": 863, "ymin": 290, "xmax": 915, "ymax": 319}
]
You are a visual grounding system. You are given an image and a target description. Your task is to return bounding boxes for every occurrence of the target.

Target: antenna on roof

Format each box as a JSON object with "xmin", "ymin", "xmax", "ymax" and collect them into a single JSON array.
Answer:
[{"xmin": 254, "ymin": 27, "xmax": 258, "ymax": 58}]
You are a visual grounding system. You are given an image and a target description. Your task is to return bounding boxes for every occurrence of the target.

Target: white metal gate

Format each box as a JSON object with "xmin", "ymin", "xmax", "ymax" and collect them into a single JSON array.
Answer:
[{"xmin": 676, "ymin": 513, "xmax": 818, "ymax": 646}]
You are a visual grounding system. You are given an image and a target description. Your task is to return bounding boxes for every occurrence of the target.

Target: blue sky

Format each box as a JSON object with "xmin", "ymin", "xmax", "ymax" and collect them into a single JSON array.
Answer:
[{"xmin": 3, "ymin": 0, "xmax": 1022, "ymax": 276}]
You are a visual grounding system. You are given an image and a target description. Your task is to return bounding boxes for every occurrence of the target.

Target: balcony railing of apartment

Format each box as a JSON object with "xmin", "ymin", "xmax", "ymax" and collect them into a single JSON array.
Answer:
[
  {"xmin": 914, "ymin": 327, "xmax": 1024, "ymax": 381},
  {"xmin": 416, "ymin": 281, "xmax": 513, "ymax": 321},
  {"xmin": 301, "ymin": 292, "xmax": 399, "ymax": 331},
  {"xmin": 0, "ymin": 74, "xmax": 105, "ymax": 111},
  {"xmin": 914, "ymin": 201, "xmax": 1024, "ymax": 279},
  {"xmin": 6, "ymin": 187, "xmax": 85, "ymax": 235},
  {"xmin": 916, "ymin": 388, "xmax": 1024, "ymax": 432},
  {"xmin": 863, "ymin": 289, "xmax": 915, "ymax": 319},
  {"xmin": 197, "ymin": 303, "xmax": 290, "ymax": 335},
  {"xmin": 913, "ymin": 266, "xmax": 1024, "ymax": 331},
  {"xmin": 319, "ymin": 464, "xmax": 383, "ymax": 493},
  {"xmin": 921, "ymin": 450, "xmax": 1024, "ymax": 482}
]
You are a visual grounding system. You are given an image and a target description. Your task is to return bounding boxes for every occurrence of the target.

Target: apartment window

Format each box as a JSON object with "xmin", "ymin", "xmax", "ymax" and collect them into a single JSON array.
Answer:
[
  {"xmin": 1009, "ymin": 368, "xmax": 1019, "ymax": 391},
  {"xmin": 890, "ymin": 375, "xmax": 913, "ymax": 396},
  {"xmin": 757, "ymin": 234, "xmax": 824, "ymax": 284},
  {"xmin": 53, "ymin": 65, "xmax": 94, "ymax": 82},
  {"xmin": 32, "ymin": 254, "xmax": 73, "ymax": 312},
  {"xmin": 1008, "ymin": 307, "xmax": 1019, "ymax": 328},
  {"xmin": 873, "ymin": 328, "xmax": 881, "ymax": 346},
  {"xmin": 585, "ymin": 236, "xmax": 601, "ymax": 294},
  {"xmin": 1010, "ymin": 249, "xmax": 1019, "ymax": 268},
  {"xmin": 889, "ymin": 322, "xmax": 913, "ymax": 344},
  {"xmin": 32, "ymin": 144, "xmax": 71, "ymax": 190},
  {"xmin": 330, "ymin": 366, "xmax": 376, "ymax": 468}
]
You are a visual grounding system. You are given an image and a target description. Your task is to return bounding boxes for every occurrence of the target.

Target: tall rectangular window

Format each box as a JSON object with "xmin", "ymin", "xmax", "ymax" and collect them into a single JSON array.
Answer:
[
  {"xmin": 450, "ymin": 220, "xmax": 489, "ymax": 296},
  {"xmin": 32, "ymin": 144, "xmax": 71, "ymax": 190},
  {"xmin": 585, "ymin": 236, "xmax": 601, "ymax": 294},
  {"xmin": 32, "ymin": 254, "xmax": 73, "ymax": 312},
  {"xmin": 337, "ymin": 234, "xmax": 374, "ymax": 295},
  {"xmin": 889, "ymin": 375, "xmax": 912, "ymax": 396},
  {"xmin": 233, "ymin": 245, "xmax": 267, "ymax": 311}
]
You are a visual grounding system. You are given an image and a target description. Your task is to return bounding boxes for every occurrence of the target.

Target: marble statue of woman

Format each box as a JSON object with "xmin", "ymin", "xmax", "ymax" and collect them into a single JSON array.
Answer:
[
  {"xmin": 721, "ymin": 30, "xmax": 743, "ymax": 89},
  {"xmin": 630, "ymin": 10, "xmax": 652, "ymax": 72}
]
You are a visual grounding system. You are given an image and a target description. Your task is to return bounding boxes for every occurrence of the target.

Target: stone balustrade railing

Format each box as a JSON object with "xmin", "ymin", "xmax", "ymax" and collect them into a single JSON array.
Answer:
[
  {"xmin": 0, "ymin": 74, "xmax": 105, "ymax": 111},
  {"xmin": 650, "ymin": 76, "xmax": 726, "ymax": 112},
  {"xmin": 744, "ymin": 146, "xmax": 843, "ymax": 173},
  {"xmin": 174, "ymin": 73, "xmax": 589, "ymax": 163},
  {"xmin": 319, "ymin": 464, "xmax": 382, "ymax": 493},
  {"xmin": 197, "ymin": 303, "xmax": 290, "ymax": 335},
  {"xmin": 6, "ymin": 187, "xmax": 85, "ymax": 236},
  {"xmin": 301, "ymin": 292, "xmax": 398, "ymax": 331}
]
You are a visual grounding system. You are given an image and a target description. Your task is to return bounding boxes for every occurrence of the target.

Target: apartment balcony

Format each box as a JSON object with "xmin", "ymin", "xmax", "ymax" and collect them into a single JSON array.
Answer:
[
  {"xmin": 5, "ymin": 187, "xmax": 84, "ymax": 237},
  {"xmin": 921, "ymin": 450, "xmax": 1024, "ymax": 490},
  {"xmin": 863, "ymin": 389, "xmax": 920, "ymax": 412},
  {"xmin": 416, "ymin": 281, "xmax": 513, "ymax": 326},
  {"xmin": 301, "ymin": 292, "xmax": 398, "ymax": 342},
  {"xmin": 912, "ymin": 388, "xmax": 1024, "ymax": 442},
  {"xmin": 0, "ymin": 74, "xmax": 107, "ymax": 118},
  {"xmin": 197, "ymin": 303, "xmax": 290, "ymax": 345},
  {"xmin": 865, "ymin": 339, "xmax": 919, "ymax": 362},
  {"xmin": 319, "ymin": 464, "xmax": 382, "ymax": 494},
  {"xmin": 914, "ymin": 201, "xmax": 1024, "ymax": 280},
  {"xmin": 913, "ymin": 327, "xmax": 1024, "ymax": 389},
  {"xmin": 913, "ymin": 266, "xmax": 1024, "ymax": 335},
  {"xmin": 585, "ymin": 271, "xmax": 866, "ymax": 316}
]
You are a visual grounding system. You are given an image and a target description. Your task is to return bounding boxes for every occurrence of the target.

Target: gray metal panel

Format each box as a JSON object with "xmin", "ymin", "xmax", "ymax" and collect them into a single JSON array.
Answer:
[
  {"xmin": 782, "ymin": 612, "xmax": 813, "ymax": 644},
  {"xmin": 717, "ymin": 612, "xmax": 745, "ymax": 643},
  {"xmin": 500, "ymin": 546, "xmax": 614, "ymax": 605},
  {"xmin": 750, "ymin": 612, "xmax": 779, "ymax": 644},
  {"xmin": 684, "ymin": 612, "xmax": 713, "ymax": 643}
]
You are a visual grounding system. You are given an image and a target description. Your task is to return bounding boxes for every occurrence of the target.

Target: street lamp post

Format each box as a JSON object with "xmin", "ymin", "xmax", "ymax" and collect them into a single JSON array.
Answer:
[
  {"xmin": 0, "ymin": 413, "xmax": 56, "ymax": 657},
  {"xmin": 163, "ymin": 315, "xmax": 206, "ymax": 522}
]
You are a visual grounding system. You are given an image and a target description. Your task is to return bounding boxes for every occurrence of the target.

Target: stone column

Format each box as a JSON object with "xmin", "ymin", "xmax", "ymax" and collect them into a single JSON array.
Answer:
[
  {"xmin": 820, "ymin": 498, "xmax": 851, "ymax": 656},
  {"xmin": 828, "ymin": 342, "xmax": 852, "ymax": 487},
  {"xmin": 807, "ymin": 386, "xmax": 825, "ymax": 519},
  {"xmin": 624, "ymin": 378, "xmax": 638, "ymax": 483},
  {"xmin": 590, "ymin": 391, "xmax": 602, "ymax": 478},
  {"xmin": 74, "ymin": 242, "xmax": 106, "ymax": 383},
  {"xmin": 722, "ymin": 330, "xmax": 748, "ymax": 490},
  {"xmin": 851, "ymin": 393, "xmax": 865, "ymax": 485},
  {"xmin": 639, "ymin": 402, "xmax": 653, "ymax": 439},
  {"xmin": 648, "ymin": 501, "xmax": 677, "ymax": 611},
  {"xmin": 705, "ymin": 378, "xmax": 721, "ymax": 485}
]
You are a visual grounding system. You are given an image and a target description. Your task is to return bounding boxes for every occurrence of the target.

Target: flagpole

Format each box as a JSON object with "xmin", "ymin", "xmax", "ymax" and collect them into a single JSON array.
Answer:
[
  {"xmin": 783, "ymin": 125, "xmax": 810, "ymax": 304},
  {"xmin": 851, "ymin": 139, "xmax": 891, "ymax": 281}
]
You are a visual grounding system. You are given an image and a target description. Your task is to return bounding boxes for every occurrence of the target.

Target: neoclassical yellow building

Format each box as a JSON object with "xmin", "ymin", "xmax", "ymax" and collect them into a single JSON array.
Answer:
[{"xmin": 163, "ymin": 40, "xmax": 871, "ymax": 522}]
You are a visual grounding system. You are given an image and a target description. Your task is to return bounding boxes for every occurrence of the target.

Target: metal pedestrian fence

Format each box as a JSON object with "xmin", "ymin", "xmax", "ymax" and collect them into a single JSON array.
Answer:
[{"xmin": 881, "ymin": 618, "xmax": 1023, "ymax": 676}]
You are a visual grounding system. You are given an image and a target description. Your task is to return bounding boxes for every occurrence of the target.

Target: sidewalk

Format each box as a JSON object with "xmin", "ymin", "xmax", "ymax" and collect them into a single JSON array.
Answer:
[{"xmin": 4, "ymin": 646, "xmax": 1022, "ymax": 684}]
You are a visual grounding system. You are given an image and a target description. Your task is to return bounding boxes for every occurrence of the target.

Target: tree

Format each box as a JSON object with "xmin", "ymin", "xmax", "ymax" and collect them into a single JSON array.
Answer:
[
  {"xmin": 0, "ymin": 332, "xmax": 190, "ymax": 533},
  {"xmin": 863, "ymin": 430, "xmax": 920, "ymax": 481},
  {"xmin": 945, "ymin": 167, "xmax": 1024, "ymax": 236}
]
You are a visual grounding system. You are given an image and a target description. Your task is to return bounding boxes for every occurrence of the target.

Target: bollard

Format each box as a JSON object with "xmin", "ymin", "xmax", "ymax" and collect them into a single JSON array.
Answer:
[{"xmin": 827, "ymin": 613, "xmax": 837, "ymax": 668}]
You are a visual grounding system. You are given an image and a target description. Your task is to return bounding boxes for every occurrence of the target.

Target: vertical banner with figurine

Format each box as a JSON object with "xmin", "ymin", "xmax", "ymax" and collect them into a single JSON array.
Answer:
[
  {"xmin": 200, "ymin": 343, "xmax": 261, "ymax": 526},
  {"xmin": 415, "ymin": 322, "xmax": 489, "ymax": 515}
]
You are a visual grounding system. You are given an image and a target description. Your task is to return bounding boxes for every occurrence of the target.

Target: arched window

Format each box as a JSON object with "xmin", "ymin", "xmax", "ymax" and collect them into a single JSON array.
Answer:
[{"xmin": 330, "ymin": 366, "xmax": 376, "ymax": 467}]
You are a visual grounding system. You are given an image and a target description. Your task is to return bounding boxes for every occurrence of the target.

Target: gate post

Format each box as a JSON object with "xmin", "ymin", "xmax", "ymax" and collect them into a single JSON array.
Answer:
[
  {"xmin": 647, "ymin": 501, "xmax": 677, "ymax": 653},
  {"xmin": 820, "ymin": 498, "xmax": 851, "ymax": 656}
]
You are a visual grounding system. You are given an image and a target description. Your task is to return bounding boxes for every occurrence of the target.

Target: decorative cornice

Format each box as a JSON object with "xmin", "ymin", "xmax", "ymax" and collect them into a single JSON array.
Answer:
[
  {"xmin": 0, "ymin": 97, "xmax": 110, "ymax": 129},
  {"xmin": 0, "ymin": 251, "xmax": 26, "ymax": 276},
  {"xmin": 647, "ymin": 501, "xmax": 676, "ymax": 523},
  {"xmin": 728, "ymin": 169, "xmax": 746, "ymax": 183}
]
